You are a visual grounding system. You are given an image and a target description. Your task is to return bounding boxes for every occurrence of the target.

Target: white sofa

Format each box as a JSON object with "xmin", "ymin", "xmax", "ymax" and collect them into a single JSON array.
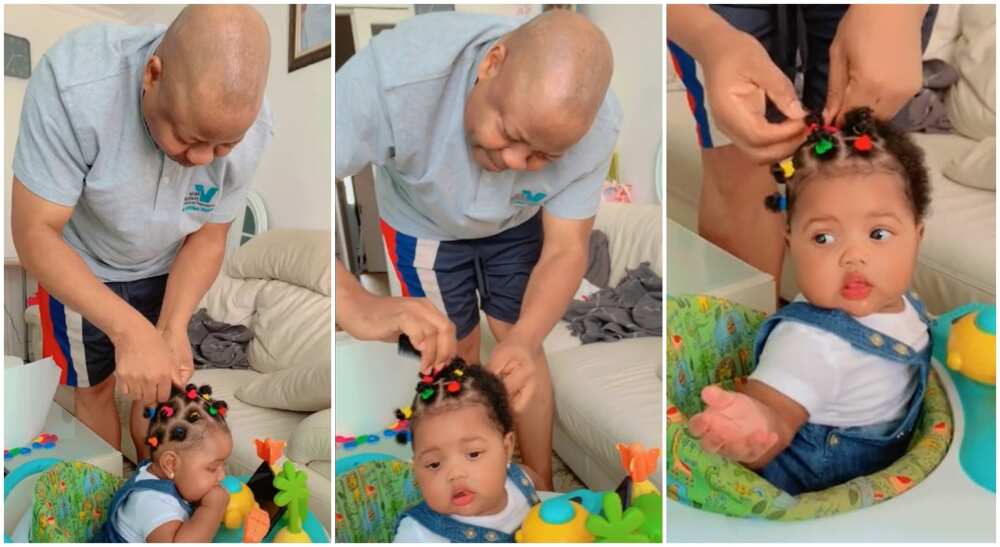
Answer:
[
  {"xmin": 384, "ymin": 202, "xmax": 664, "ymax": 490},
  {"xmin": 26, "ymin": 229, "xmax": 333, "ymax": 534},
  {"xmin": 667, "ymin": 4, "xmax": 996, "ymax": 314}
]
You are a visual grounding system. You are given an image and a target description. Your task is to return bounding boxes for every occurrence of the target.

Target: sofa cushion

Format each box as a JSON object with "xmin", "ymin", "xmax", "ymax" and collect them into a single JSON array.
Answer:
[
  {"xmin": 288, "ymin": 409, "xmax": 332, "ymax": 470},
  {"xmin": 548, "ymin": 336, "xmax": 663, "ymax": 488},
  {"xmin": 236, "ymin": 361, "xmax": 330, "ymax": 411},
  {"xmin": 228, "ymin": 229, "xmax": 331, "ymax": 296},
  {"xmin": 593, "ymin": 203, "xmax": 663, "ymax": 286},
  {"xmin": 945, "ymin": 5, "xmax": 996, "ymax": 141},
  {"xmin": 944, "ymin": 136, "xmax": 996, "ymax": 191}
]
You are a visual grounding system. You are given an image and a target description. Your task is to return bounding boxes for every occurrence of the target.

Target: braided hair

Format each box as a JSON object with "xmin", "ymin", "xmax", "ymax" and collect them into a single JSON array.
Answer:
[
  {"xmin": 144, "ymin": 383, "xmax": 230, "ymax": 454},
  {"xmin": 766, "ymin": 107, "xmax": 930, "ymax": 224},
  {"xmin": 396, "ymin": 359, "xmax": 513, "ymax": 446}
]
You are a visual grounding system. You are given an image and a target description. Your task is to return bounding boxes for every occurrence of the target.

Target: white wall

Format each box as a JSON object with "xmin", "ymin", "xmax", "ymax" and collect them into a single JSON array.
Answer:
[
  {"xmin": 581, "ymin": 4, "xmax": 663, "ymax": 205},
  {"xmin": 3, "ymin": 4, "xmax": 331, "ymax": 262}
]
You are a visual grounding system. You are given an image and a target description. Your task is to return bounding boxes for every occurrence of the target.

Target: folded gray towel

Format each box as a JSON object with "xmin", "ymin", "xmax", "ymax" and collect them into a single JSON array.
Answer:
[
  {"xmin": 187, "ymin": 308, "xmax": 254, "ymax": 369},
  {"xmin": 563, "ymin": 261, "xmax": 662, "ymax": 344}
]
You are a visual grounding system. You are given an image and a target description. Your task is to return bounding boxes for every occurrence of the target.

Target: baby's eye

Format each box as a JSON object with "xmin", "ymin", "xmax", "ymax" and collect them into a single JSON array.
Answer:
[
  {"xmin": 812, "ymin": 233, "xmax": 835, "ymax": 245},
  {"xmin": 870, "ymin": 228, "xmax": 893, "ymax": 241},
  {"xmin": 425, "ymin": 461, "xmax": 440, "ymax": 471},
  {"xmin": 467, "ymin": 451, "xmax": 483, "ymax": 460}
]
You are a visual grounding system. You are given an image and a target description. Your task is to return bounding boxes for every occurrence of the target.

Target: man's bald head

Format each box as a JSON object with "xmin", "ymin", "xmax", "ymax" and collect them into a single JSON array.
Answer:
[
  {"xmin": 464, "ymin": 10, "xmax": 614, "ymax": 172},
  {"xmin": 500, "ymin": 10, "xmax": 612, "ymax": 139},
  {"xmin": 157, "ymin": 5, "xmax": 271, "ymax": 118}
]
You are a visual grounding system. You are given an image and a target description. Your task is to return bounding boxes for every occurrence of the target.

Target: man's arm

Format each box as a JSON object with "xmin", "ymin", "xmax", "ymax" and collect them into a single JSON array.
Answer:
[
  {"xmin": 11, "ymin": 177, "xmax": 174, "ymax": 403},
  {"xmin": 155, "ymin": 222, "xmax": 229, "ymax": 385},
  {"xmin": 509, "ymin": 211, "xmax": 593, "ymax": 347}
]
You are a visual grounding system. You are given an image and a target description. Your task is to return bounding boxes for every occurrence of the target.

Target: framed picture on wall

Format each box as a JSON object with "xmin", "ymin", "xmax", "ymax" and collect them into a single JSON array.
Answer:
[{"xmin": 288, "ymin": 4, "xmax": 331, "ymax": 72}]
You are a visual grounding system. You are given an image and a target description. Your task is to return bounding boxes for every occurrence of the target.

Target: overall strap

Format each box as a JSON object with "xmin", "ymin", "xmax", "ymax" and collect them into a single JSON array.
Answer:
[
  {"xmin": 752, "ymin": 301, "xmax": 928, "ymax": 367},
  {"xmin": 398, "ymin": 502, "xmax": 514, "ymax": 543},
  {"xmin": 506, "ymin": 463, "xmax": 540, "ymax": 506}
]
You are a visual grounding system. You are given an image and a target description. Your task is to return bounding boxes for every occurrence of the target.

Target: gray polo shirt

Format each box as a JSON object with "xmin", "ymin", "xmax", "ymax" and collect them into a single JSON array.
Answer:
[
  {"xmin": 336, "ymin": 12, "xmax": 621, "ymax": 241},
  {"xmin": 13, "ymin": 23, "xmax": 273, "ymax": 282}
]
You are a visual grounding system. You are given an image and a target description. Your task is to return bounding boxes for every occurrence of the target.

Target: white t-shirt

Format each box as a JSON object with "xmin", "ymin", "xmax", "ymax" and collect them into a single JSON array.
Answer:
[
  {"xmin": 394, "ymin": 472, "xmax": 533, "ymax": 542},
  {"xmin": 112, "ymin": 463, "xmax": 190, "ymax": 542},
  {"xmin": 750, "ymin": 295, "xmax": 929, "ymax": 427}
]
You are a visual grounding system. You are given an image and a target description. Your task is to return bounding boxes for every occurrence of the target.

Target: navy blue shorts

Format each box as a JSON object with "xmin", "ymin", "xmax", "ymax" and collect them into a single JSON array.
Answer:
[
  {"xmin": 669, "ymin": 5, "xmax": 938, "ymax": 148},
  {"xmin": 37, "ymin": 275, "xmax": 167, "ymax": 388},
  {"xmin": 380, "ymin": 213, "xmax": 543, "ymax": 340}
]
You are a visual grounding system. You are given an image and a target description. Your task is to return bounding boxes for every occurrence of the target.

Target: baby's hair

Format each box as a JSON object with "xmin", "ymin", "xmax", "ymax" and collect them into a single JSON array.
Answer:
[
  {"xmin": 766, "ymin": 107, "xmax": 930, "ymax": 224},
  {"xmin": 397, "ymin": 359, "xmax": 513, "ymax": 445},
  {"xmin": 144, "ymin": 383, "xmax": 230, "ymax": 455}
]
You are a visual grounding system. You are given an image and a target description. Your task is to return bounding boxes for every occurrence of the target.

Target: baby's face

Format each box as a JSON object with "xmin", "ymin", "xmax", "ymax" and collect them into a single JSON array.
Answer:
[
  {"xmin": 788, "ymin": 171, "xmax": 922, "ymax": 317},
  {"xmin": 174, "ymin": 427, "xmax": 233, "ymax": 503},
  {"xmin": 412, "ymin": 404, "xmax": 513, "ymax": 517}
]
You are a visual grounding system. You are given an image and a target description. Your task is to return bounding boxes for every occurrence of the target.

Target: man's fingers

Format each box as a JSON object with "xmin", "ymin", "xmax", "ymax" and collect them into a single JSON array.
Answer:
[
  {"xmin": 156, "ymin": 379, "xmax": 171, "ymax": 404},
  {"xmin": 433, "ymin": 320, "xmax": 457, "ymax": 369},
  {"xmin": 823, "ymin": 48, "xmax": 848, "ymax": 124},
  {"xmin": 756, "ymin": 62, "xmax": 807, "ymax": 121},
  {"xmin": 740, "ymin": 116, "xmax": 808, "ymax": 151}
]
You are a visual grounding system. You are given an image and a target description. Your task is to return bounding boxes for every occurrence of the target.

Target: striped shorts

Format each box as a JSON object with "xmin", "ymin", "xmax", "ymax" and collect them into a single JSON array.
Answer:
[
  {"xmin": 35, "ymin": 275, "xmax": 167, "ymax": 388},
  {"xmin": 380, "ymin": 213, "xmax": 543, "ymax": 340}
]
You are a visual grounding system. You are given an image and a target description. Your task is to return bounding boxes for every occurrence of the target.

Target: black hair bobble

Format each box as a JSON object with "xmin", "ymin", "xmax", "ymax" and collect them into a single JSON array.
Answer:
[{"xmin": 170, "ymin": 425, "xmax": 188, "ymax": 442}]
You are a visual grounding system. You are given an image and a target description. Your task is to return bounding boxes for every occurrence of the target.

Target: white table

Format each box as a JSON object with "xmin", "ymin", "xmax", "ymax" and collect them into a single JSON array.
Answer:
[
  {"xmin": 666, "ymin": 359, "xmax": 996, "ymax": 542},
  {"xmin": 667, "ymin": 218, "xmax": 775, "ymax": 315},
  {"xmin": 4, "ymin": 401, "xmax": 122, "ymax": 536},
  {"xmin": 334, "ymin": 332, "xmax": 418, "ymax": 464}
]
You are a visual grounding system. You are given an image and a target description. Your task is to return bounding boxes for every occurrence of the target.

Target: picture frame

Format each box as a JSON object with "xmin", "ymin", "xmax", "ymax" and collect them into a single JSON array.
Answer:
[{"xmin": 288, "ymin": 4, "xmax": 331, "ymax": 73}]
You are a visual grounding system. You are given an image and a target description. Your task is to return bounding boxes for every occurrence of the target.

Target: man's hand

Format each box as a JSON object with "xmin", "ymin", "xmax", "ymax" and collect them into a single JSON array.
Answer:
[
  {"xmin": 112, "ymin": 323, "xmax": 176, "ymax": 405},
  {"xmin": 699, "ymin": 28, "xmax": 809, "ymax": 163},
  {"xmin": 160, "ymin": 325, "xmax": 195, "ymax": 387},
  {"xmin": 687, "ymin": 385, "xmax": 780, "ymax": 464},
  {"xmin": 487, "ymin": 340, "xmax": 540, "ymax": 413},
  {"xmin": 824, "ymin": 5, "xmax": 928, "ymax": 125}
]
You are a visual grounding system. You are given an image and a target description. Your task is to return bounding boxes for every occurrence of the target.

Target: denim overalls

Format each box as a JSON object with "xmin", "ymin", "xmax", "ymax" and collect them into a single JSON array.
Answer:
[
  {"xmin": 396, "ymin": 463, "xmax": 540, "ymax": 542},
  {"xmin": 91, "ymin": 460, "xmax": 193, "ymax": 542},
  {"xmin": 751, "ymin": 294, "xmax": 931, "ymax": 495}
]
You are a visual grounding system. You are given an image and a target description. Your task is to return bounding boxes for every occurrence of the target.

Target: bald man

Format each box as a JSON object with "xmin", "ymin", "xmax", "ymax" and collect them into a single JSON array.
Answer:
[
  {"xmin": 11, "ymin": 5, "xmax": 272, "ymax": 458},
  {"xmin": 336, "ymin": 10, "xmax": 620, "ymax": 490}
]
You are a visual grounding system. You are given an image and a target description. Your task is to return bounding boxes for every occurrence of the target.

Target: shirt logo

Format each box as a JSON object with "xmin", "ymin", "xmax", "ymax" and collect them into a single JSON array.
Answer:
[
  {"xmin": 183, "ymin": 183, "xmax": 219, "ymax": 213},
  {"xmin": 511, "ymin": 189, "xmax": 547, "ymax": 207}
]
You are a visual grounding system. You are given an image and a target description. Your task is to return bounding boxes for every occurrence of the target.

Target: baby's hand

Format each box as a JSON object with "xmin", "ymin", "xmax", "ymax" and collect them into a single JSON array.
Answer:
[
  {"xmin": 688, "ymin": 385, "xmax": 779, "ymax": 463},
  {"xmin": 202, "ymin": 485, "xmax": 230, "ymax": 510}
]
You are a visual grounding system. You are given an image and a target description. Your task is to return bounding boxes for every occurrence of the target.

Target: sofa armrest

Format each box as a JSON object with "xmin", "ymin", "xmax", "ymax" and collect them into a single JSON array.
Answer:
[{"xmin": 593, "ymin": 202, "xmax": 663, "ymax": 286}]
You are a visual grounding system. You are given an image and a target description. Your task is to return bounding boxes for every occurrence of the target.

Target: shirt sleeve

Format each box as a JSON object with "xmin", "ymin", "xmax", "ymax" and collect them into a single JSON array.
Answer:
[
  {"xmin": 543, "ymin": 92, "xmax": 621, "ymax": 220},
  {"xmin": 749, "ymin": 321, "xmax": 842, "ymax": 418},
  {"xmin": 393, "ymin": 516, "xmax": 446, "ymax": 542},
  {"xmin": 335, "ymin": 43, "xmax": 395, "ymax": 179},
  {"xmin": 12, "ymin": 53, "xmax": 88, "ymax": 207},
  {"xmin": 208, "ymin": 101, "xmax": 274, "ymax": 223},
  {"xmin": 119, "ymin": 488, "xmax": 188, "ymax": 541}
]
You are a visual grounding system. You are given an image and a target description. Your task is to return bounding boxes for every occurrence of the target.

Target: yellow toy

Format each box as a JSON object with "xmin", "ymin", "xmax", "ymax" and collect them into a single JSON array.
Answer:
[
  {"xmin": 946, "ymin": 305, "xmax": 996, "ymax": 385},
  {"xmin": 515, "ymin": 498, "xmax": 595, "ymax": 542},
  {"xmin": 224, "ymin": 482, "xmax": 259, "ymax": 529}
]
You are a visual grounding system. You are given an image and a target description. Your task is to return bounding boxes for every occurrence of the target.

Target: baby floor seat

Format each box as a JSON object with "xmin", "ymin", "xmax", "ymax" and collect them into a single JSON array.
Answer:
[
  {"xmin": 666, "ymin": 295, "xmax": 953, "ymax": 521},
  {"xmin": 334, "ymin": 454, "xmax": 422, "ymax": 543}
]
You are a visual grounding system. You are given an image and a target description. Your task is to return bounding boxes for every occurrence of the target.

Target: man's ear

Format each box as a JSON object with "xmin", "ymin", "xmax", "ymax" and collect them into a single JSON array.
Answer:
[
  {"xmin": 143, "ymin": 55, "xmax": 163, "ymax": 92},
  {"xmin": 159, "ymin": 450, "xmax": 180, "ymax": 479},
  {"xmin": 476, "ymin": 42, "xmax": 508, "ymax": 82}
]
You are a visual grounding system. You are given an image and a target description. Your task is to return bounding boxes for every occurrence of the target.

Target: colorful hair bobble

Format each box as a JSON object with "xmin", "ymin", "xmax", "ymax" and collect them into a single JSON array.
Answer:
[
  {"xmin": 853, "ymin": 134, "xmax": 873, "ymax": 152},
  {"xmin": 813, "ymin": 137, "xmax": 835, "ymax": 156},
  {"xmin": 453, "ymin": 369, "xmax": 463, "ymax": 377},
  {"xmin": 214, "ymin": 401, "xmax": 228, "ymax": 418},
  {"xmin": 170, "ymin": 425, "xmax": 188, "ymax": 442},
  {"xmin": 186, "ymin": 387, "xmax": 198, "ymax": 400},
  {"xmin": 445, "ymin": 380, "xmax": 462, "ymax": 394},
  {"xmin": 420, "ymin": 374, "xmax": 434, "ymax": 385},
  {"xmin": 771, "ymin": 159, "xmax": 796, "ymax": 183},
  {"xmin": 419, "ymin": 386, "xmax": 436, "ymax": 401},
  {"xmin": 147, "ymin": 435, "xmax": 159, "ymax": 448},
  {"xmin": 395, "ymin": 407, "xmax": 413, "ymax": 420},
  {"xmin": 144, "ymin": 407, "xmax": 156, "ymax": 420},
  {"xmin": 160, "ymin": 405, "xmax": 174, "ymax": 418},
  {"xmin": 764, "ymin": 192, "xmax": 787, "ymax": 213},
  {"xmin": 188, "ymin": 410, "xmax": 201, "ymax": 423}
]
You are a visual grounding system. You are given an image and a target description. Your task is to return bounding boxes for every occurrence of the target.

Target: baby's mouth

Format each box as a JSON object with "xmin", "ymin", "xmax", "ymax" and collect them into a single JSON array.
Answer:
[
  {"xmin": 841, "ymin": 272, "xmax": 873, "ymax": 300},
  {"xmin": 451, "ymin": 488, "xmax": 476, "ymax": 507}
]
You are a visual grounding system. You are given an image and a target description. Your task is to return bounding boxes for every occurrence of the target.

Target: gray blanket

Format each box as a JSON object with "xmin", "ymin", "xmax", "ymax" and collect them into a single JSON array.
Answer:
[
  {"xmin": 187, "ymin": 308, "xmax": 254, "ymax": 369},
  {"xmin": 563, "ymin": 261, "xmax": 662, "ymax": 344}
]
